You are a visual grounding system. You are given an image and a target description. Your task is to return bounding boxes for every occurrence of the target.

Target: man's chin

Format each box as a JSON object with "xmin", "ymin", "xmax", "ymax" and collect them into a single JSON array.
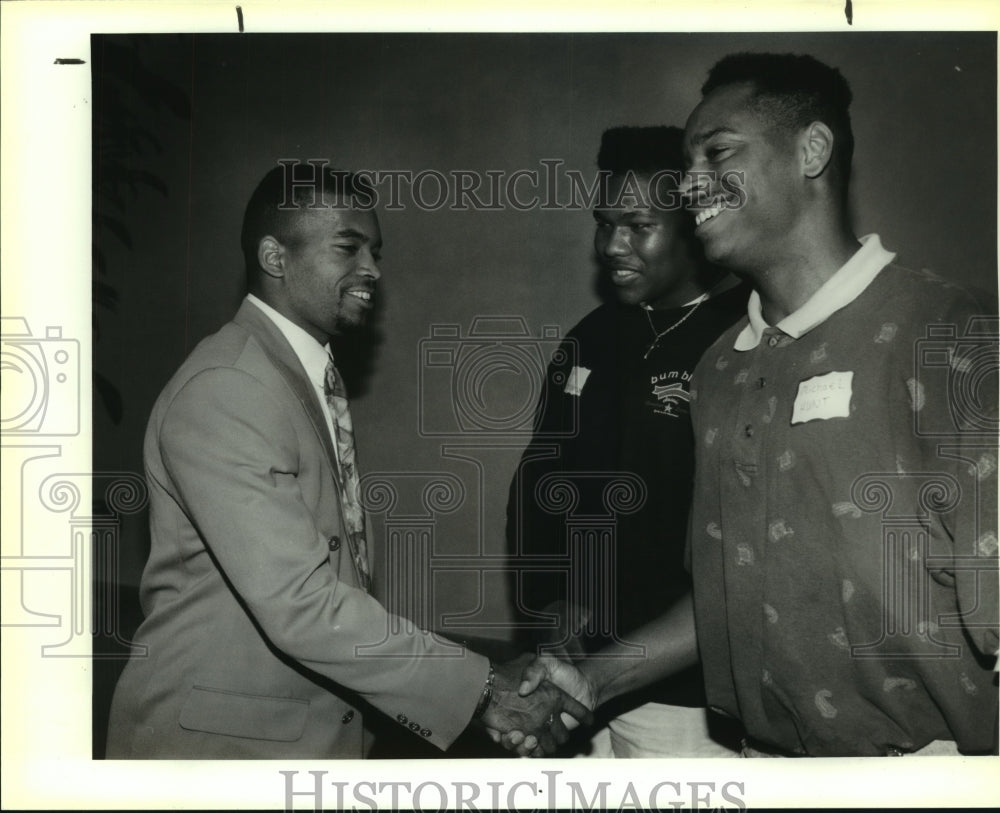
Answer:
[
  {"xmin": 613, "ymin": 288, "xmax": 646, "ymax": 308},
  {"xmin": 333, "ymin": 313, "xmax": 373, "ymax": 335},
  {"xmin": 701, "ymin": 241, "xmax": 732, "ymax": 268}
]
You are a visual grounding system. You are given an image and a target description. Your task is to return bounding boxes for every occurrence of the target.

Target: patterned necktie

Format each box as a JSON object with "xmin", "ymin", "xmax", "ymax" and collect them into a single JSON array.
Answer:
[{"xmin": 323, "ymin": 358, "xmax": 371, "ymax": 591}]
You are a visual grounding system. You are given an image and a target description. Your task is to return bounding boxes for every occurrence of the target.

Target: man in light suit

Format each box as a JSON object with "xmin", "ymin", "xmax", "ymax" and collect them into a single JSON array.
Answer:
[{"xmin": 106, "ymin": 162, "xmax": 588, "ymax": 758}]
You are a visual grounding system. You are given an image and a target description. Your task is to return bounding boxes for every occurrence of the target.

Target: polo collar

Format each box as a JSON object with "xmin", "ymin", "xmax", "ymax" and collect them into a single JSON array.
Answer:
[{"xmin": 734, "ymin": 234, "xmax": 896, "ymax": 351}]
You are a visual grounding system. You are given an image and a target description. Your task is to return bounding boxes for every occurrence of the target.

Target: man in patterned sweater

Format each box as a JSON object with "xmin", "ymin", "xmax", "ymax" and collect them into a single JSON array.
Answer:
[{"xmin": 516, "ymin": 52, "xmax": 997, "ymax": 757}]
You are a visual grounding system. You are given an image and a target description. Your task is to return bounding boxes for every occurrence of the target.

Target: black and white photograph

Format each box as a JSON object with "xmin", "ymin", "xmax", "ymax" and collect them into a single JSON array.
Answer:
[{"xmin": 2, "ymin": 1, "xmax": 998, "ymax": 810}]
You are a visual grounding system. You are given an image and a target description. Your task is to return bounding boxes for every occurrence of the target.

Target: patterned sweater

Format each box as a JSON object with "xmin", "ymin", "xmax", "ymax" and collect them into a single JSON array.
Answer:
[{"xmin": 689, "ymin": 257, "xmax": 998, "ymax": 756}]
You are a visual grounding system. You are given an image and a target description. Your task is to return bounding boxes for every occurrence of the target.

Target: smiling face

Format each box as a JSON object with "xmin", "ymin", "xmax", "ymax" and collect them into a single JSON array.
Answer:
[
  {"xmin": 593, "ymin": 172, "xmax": 701, "ymax": 309},
  {"xmin": 278, "ymin": 196, "xmax": 383, "ymax": 341},
  {"xmin": 683, "ymin": 81, "xmax": 804, "ymax": 275}
]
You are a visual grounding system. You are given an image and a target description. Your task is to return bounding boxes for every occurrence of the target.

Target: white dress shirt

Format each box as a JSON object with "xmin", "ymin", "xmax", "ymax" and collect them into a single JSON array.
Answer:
[{"xmin": 245, "ymin": 293, "xmax": 339, "ymax": 456}]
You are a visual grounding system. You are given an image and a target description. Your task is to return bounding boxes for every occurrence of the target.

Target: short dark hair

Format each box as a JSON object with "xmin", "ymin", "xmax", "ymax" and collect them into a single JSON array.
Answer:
[
  {"xmin": 597, "ymin": 125, "xmax": 686, "ymax": 176},
  {"xmin": 702, "ymin": 52, "xmax": 854, "ymax": 190},
  {"xmin": 241, "ymin": 161, "xmax": 370, "ymax": 282}
]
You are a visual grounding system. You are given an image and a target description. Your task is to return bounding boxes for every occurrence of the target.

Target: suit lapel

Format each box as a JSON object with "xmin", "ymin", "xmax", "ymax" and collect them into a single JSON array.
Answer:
[{"xmin": 233, "ymin": 301, "xmax": 342, "ymax": 484}]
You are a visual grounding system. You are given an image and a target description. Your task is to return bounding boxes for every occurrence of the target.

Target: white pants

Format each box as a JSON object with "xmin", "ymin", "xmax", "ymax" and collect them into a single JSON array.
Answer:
[
  {"xmin": 577, "ymin": 702, "xmax": 741, "ymax": 758},
  {"xmin": 904, "ymin": 739, "xmax": 961, "ymax": 756},
  {"xmin": 740, "ymin": 738, "xmax": 961, "ymax": 757}
]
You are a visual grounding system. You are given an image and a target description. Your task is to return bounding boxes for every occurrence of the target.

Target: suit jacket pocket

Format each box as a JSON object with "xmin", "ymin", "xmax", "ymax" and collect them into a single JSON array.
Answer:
[{"xmin": 179, "ymin": 685, "xmax": 309, "ymax": 742}]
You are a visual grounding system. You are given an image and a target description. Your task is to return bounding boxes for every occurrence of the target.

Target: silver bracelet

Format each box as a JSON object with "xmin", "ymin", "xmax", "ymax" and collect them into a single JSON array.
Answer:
[{"xmin": 472, "ymin": 660, "xmax": 495, "ymax": 720}]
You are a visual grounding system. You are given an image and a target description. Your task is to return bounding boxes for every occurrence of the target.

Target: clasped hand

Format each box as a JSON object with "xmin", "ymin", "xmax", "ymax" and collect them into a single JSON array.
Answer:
[
  {"xmin": 477, "ymin": 654, "xmax": 594, "ymax": 757},
  {"xmin": 480, "ymin": 652, "xmax": 597, "ymax": 757}
]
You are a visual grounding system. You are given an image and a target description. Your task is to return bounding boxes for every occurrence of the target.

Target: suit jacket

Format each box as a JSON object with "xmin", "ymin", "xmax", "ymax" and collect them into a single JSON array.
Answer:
[{"xmin": 106, "ymin": 300, "xmax": 488, "ymax": 758}]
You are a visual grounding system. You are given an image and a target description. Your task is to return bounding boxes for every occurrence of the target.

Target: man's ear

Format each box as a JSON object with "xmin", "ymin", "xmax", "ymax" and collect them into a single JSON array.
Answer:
[
  {"xmin": 800, "ymin": 121, "xmax": 835, "ymax": 179},
  {"xmin": 257, "ymin": 236, "xmax": 285, "ymax": 279}
]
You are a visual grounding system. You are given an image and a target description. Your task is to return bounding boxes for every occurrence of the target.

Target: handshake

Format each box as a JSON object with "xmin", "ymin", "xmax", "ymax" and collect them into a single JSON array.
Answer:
[
  {"xmin": 474, "ymin": 600, "xmax": 606, "ymax": 756},
  {"xmin": 474, "ymin": 651, "xmax": 598, "ymax": 757}
]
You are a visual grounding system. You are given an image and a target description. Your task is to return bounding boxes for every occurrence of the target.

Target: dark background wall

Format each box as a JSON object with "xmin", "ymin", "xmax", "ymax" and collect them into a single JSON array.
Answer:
[{"xmin": 92, "ymin": 31, "xmax": 997, "ymax": 751}]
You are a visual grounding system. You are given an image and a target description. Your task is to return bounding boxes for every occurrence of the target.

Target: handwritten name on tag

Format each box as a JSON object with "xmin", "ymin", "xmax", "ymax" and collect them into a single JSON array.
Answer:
[
  {"xmin": 791, "ymin": 371, "xmax": 853, "ymax": 424},
  {"xmin": 564, "ymin": 365, "xmax": 592, "ymax": 397}
]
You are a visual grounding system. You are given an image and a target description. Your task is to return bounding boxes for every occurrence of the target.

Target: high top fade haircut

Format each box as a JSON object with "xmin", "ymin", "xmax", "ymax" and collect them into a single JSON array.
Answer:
[
  {"xmin": 241, "ymin": 161, "xmax": 373, "ymax": 284},
  {"xmin": 596, "ymin": 126, "xmax": 690, "ymax": 216},
  {"xmin": 702, "ymin": 52, "xmax": 854, "ymax": 196},
  {"xmin": 597, "ymin": 125, "xmax": 686, "ymax": 176}
]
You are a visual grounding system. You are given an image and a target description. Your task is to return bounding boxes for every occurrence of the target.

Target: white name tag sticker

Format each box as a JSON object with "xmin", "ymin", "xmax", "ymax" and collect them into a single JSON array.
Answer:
[
  {"xmin": 564, "ymin": 365, "xmax": 591, "ymax": 397},
  {"xmin": 791, "ymin": 371, "xmax": 854, "ymax": 424}
]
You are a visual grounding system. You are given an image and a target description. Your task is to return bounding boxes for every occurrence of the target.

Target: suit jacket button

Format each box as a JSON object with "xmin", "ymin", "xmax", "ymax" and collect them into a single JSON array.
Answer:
[
  {"xmin": 328, "ymin": 536, "xmax": 341, "ymax": 551},
  {"xmin": 341, "ymin": 710, "xmax": 354, "ymax": 724},
  {"xmin": 420, "ymin": 728, "xmax": 431, "ymax": 738},
  {"xmin": 397, "ymin": 714, "xmax": 408, "ymax": 724},
  {"xmin": 408, "ymin": 722, "xmax": 419, "ymax": 732}
]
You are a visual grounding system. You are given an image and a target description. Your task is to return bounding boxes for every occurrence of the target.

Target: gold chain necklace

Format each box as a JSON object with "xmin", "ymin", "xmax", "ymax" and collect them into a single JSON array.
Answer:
[{"xmin": 641, "ymin": 277, "xmax": 728, "ymax": 360}]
